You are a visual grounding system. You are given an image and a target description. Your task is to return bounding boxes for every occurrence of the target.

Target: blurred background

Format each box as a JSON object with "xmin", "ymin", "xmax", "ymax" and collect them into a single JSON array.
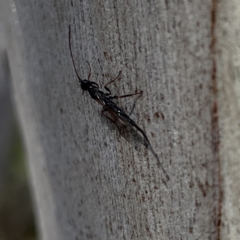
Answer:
[{"xmin": 0, "ymin": 22, "xmax": 36, "ymax": 240}]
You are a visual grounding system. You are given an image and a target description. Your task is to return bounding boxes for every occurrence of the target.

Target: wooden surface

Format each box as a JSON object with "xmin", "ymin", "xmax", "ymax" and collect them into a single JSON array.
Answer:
[
  {"xmin": 1, "ymin": 0, "xmax": 240, "ymax": 239},
  {"xmin": 216, "ymin": 0, "xmax": 240, "ymax": 239}
]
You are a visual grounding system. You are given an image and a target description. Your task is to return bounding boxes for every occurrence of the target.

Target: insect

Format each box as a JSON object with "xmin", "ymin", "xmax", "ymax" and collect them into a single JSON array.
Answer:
[{"xmin": 69, "ymin": 25, "xmax": 169, "ymax": 181}]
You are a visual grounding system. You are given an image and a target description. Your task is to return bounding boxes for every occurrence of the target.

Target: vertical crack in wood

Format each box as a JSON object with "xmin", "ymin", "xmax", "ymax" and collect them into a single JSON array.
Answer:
[{"xmin": 210, "ymin": 1, "xmax": 222, "ymax": 239}]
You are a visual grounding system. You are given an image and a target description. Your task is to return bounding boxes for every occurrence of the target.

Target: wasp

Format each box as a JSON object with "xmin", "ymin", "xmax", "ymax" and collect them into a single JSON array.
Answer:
[{"xmin": 69, "ymin": 25, "xmax": 169, "ymax": 181}]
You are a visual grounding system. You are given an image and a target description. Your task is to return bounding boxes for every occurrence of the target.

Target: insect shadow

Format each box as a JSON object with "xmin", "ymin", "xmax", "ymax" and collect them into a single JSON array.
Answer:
[{"xmin": 69, "ymin": 25, "xmax": 170, "ymax": 182}]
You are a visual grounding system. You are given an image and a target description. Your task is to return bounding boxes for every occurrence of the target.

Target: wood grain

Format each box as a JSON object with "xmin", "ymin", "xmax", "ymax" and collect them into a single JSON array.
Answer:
[{"xmin": 2, "ymin": 0, "xmax": 240, "ymax": 239}]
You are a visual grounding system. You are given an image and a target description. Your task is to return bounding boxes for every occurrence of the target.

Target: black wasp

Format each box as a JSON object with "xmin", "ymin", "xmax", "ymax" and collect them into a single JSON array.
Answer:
[{"xmin": 69, "ymin": 25, "xmax": 169, "ymax": 181}]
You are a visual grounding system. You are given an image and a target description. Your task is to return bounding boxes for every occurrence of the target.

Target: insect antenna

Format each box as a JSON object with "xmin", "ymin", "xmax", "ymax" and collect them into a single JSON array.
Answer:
[{"xmin": 69, "ymin": 25, "xmax": 83, "ymax": 82}]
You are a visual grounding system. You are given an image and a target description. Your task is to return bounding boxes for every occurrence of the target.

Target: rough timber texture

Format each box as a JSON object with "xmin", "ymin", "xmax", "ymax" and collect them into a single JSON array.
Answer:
[
  {"xmin": 216, "ymin": 1, "xmax": 240, "ymax": 239},
  {"xmin": 2, "ymin": 0, "xmax": 240, "ymax": 239}
]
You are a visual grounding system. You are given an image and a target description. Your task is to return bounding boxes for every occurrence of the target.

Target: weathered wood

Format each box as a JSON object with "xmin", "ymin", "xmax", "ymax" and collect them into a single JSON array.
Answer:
[
  {"xmin": 216, "ymin": 1, "xmax": 240, "ymax": 239},
  {"xmin": 2, "ymin": 0, "xmax": 240, "ymax": 239}
]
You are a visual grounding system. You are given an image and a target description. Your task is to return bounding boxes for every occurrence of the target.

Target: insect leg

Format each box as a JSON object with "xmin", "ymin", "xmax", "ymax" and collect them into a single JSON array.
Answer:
[
  {"xmin": 127, "ymin": 90, "xmax": 143, "ymax": 116},
  {"xmin": 110, "ymin": 90, "xmax": 143, "ymax": 116},
  {"xmin": 104, "ymin": 71, "xmax": 122, "ymax": 95},
  {"xmin": 109, "ymin": 90, "xmax": 142, "ymax": 100}
]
